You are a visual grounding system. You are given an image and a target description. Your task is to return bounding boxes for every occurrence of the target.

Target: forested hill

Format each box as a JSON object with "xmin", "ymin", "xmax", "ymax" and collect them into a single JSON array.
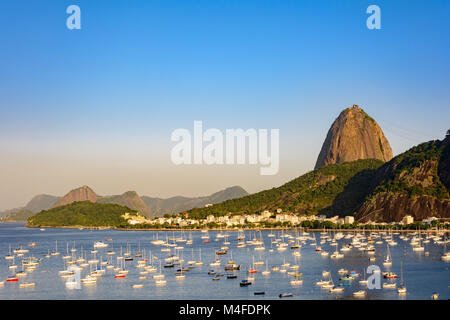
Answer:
[
  {"xmin": 188, "ymin": 159, "xmax": 384, "ymax": 219},
  {"xmin": 27, "ymin": 201, "xmax": 134, "ymax": 227}
]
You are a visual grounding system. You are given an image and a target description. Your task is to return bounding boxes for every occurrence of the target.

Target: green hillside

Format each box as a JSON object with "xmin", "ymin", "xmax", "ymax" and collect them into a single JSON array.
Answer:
[
  {"xmin": 188, "ymin": 159, "xmax": 384, "ymax": 219},
  {"xmin": 369, "ymin": 140, "xmax": 449, "ymax": 199},
  {"xmin": 27, "ymin": 201, "xmax": 135, "ymax": 227},
  {"xmin": 355, "ymin": 138, "xmax": 450, "ymax": 222}
]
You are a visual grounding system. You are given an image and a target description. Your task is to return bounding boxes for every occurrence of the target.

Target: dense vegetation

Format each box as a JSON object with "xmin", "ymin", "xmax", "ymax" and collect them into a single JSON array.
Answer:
[
  {"xmin": 188, "ymin": 159, "xmax": 384, "ymax": 219},
  {"xmin": 370, "ymin": 140, "xmax": 449, "ymax": 199},
  {"xmin": 27, "ymin": 201, "xmax": 134, "ymax": 227}
]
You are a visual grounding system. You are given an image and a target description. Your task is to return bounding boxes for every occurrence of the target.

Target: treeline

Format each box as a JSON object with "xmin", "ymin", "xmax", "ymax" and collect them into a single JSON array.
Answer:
[
  {"xmin": 27, "ymin": 201, "xmax": 135, "ymax": 227},
  {"xmin": 114, "ymin": 220, "xmax": 449, "ymax": 231},
  {"xmin": 371, "ymin": 140, "xmax": 449, "ymax": 199}
]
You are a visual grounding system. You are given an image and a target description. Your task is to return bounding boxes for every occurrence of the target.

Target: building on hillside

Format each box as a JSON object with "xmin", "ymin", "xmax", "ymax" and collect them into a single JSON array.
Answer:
[
  {"xmin": 262, "ymin": 210, "xmax": 272, "ymax": 218},
  {"xmin": 344, "ymin": 216, "xmax": 355, "ymax": 224},
  {"xmin": 401, "ymin": 215, "xmax": 414, "ymax": 225},
  {"xmin": 422, "ymin": 217, "xmax": 438, "ymax": 225}
]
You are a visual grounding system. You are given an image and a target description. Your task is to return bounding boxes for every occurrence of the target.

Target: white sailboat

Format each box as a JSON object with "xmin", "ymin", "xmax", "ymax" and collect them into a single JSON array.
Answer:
[
  {"xmin": 155, "ymin": 261, "xmax": 166, "ymax": 285},
  {"xmin": 383, "ymin": 244, "xmax": 392, "ymax": 266},
  {"xmin": 4, "ymin": 245, "xmax": 14, "ymax": 260},
  {"xmin": 51, "ymin": 240, "xmax": 60, "ymax": 256},
  {"xmin": 261, "ymin": 259, "xmax": 271, "ymax": 276},
  {"xmin": 412, "ymin": 233, "xmax": 424, "ymax": 252},
  {"xmin": 397, "ymin": 262, "xmax": 407, "ymax": 294}
]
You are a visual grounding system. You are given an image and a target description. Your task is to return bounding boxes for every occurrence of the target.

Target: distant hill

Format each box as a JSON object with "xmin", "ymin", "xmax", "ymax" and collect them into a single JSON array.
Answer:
[
  {"xmin": 27, "ymin": 201, "xmax": 134, "ymax": 227},
  {"xmin": 2, "ymin": 185, "xmax": 248, "ymax": 221},
  {"xmin": 187, "ymin": 159, "xmax": 384, "ymax": 219},
  {"xmin": 98, "ymin": 191, "xmax": 152, "ymax": 218},
  {"xmin": 142, "ymin": 186, "xmax": 249, "ymax": 217},
  {"xmin": 25, "ymin": 194, "xmax": 60, "ymax": 212},
  {"xmin": 315, "ymin": 105, "xmax": 392, "ymax": 169},
  {"xmin": 1, "ymin": 209, "xmax": 35, "ymax": 222},
  {"xmin": 0, "ymin": 194, "xmax": 60, "ymax": 222}
]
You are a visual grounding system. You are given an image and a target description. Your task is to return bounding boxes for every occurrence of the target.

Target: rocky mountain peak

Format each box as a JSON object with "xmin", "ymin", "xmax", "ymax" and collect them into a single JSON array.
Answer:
[
  {"xmin": 53, "ymin": 185, "xmax": 98, "ymax": 208},
  {"xmin": 315, "ymin": 105, "xmax": 393, "ymax": 169}
]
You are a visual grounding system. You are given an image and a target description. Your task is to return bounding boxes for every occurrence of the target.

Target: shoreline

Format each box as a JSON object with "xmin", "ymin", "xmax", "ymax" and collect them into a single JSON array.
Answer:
[{"xmin": 20, "ymin": 224, "xmax": 450, "ymax": 233}]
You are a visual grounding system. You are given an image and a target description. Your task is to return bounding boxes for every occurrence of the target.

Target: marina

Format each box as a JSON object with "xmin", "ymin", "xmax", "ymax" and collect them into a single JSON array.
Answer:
[{"xmin": 0, "ymin": 223, "xmax": 448, "ymax": 300}]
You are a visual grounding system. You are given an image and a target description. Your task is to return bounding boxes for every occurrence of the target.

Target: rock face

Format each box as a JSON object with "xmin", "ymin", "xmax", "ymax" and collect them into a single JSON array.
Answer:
[
  {"xmin": 356, "ymin": 192, "xmax": 450, "ymax": 223},
  {"xmin": 53, "ymin": 185, "xmax": 98, "ymax": 208},
  {"xmin": 315, "ymin": 105, "xmax": 393, "ymax": 169},
  {"xmin": 355, "ymin": 139, "xmax": 450, "ymax": 223}
]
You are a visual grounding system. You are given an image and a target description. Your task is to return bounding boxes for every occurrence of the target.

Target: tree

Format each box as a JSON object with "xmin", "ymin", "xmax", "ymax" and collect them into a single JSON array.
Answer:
[{"xmin": 446, "ymin": 129, "xmax": 450, "ymax": 138}]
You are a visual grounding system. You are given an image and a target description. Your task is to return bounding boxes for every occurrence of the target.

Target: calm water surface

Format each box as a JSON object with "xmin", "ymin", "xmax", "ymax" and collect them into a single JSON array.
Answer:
[{"xmin": 0, "ymin": 223, "xmax": 448, "ymax": 300}]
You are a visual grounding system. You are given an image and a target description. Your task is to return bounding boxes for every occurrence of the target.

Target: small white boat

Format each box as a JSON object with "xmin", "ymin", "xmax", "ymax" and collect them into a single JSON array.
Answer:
[
  {"xmin": 397, "ymin": 286, "xmax": 407, "ymax": 294},
  {"xmin": 330, "ymin": 251, "xmax": 343, "ymax": 259},
  {"xmin": 353, "ymin": 290, "xmax": 366, "ymax": 297},
  {"xmin": 93, "ymin": 241, "xmax": 108, "ymax": 248},
  {"xmin": 19, "ymin": 282, "xmax": 35, "ymax": 288},
  {"xmin": 290, "ymin": 279, "xmax": 303, "ymax": 285},
  {"xmin": 65, "ymin": 280, "xmax": 78, "ymax": 288},
  {"xmin": 329, "ymin": 286, "xmax": 344, "ymax": 293},
  {"xmin": 155, "ymin": 279, "xmax": 167, "ymax": 286},
  {"xmin": 279, "ymin": 292, "xmax": 293, "ymax": 298}
]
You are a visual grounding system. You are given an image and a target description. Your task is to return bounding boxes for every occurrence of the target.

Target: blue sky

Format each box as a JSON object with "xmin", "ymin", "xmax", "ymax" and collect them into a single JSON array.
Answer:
[{"xmin": 0, "ymin": 0, "xmax": 449, "ymax": 210}]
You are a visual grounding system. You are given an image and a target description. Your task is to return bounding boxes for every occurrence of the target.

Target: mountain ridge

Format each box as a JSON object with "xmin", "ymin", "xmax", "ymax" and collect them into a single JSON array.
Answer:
[
  {"xmin": 1, "ymin": 186, "xmax": 249, "ymax": 221},
  {"xmin": 141, "ymin": 186, "xmax": 249, "ymax": 217}
]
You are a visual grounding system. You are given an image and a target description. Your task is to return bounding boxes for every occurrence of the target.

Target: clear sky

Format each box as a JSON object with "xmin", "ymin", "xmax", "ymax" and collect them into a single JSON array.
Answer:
[{"xmin": 0, "ymin": 0, "xmax": 449, "ymax": 210}]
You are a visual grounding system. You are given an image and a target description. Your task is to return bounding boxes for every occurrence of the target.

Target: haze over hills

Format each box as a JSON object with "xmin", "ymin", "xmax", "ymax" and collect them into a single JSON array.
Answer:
[
  {"xmin": 25, "ymin": 194, "xmax": 61, "ymax": 212},
  {"xmin": 0, "ymin": 185, "xmax": 249, "ymax": 221},
  {"xmin": 0, "ymin": 194, "xmax": 61, "ymax": 221},
  {"xmin": 3, "ymin": 105, "xmax": 449, "ymax": 225},
  {"xmin": 315, "ymin": 105, "xmax": 393, "ymax": 169},
  {"xmin": 142, "ymin": 186, "xmax": 249, "ymax": 217},
  {"xmin": 97, "ymin": 191, "xmax": 152, "ymax": 217}
]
